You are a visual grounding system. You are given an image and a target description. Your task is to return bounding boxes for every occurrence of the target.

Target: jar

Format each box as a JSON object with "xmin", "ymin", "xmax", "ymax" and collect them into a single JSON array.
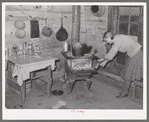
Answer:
[
  {"xmin": 12, "ymin": 44, "xmax": 19, "ymax": 57},
  {"xmin": 63, "ymin": 41, "xmax": 69, "ymax": 52},
  {"xmin": 28, "ymin": 42, "xmax": 34, "ymax": 55},
  {"xmin": 22, "ymin": 42, "xmax": 27, "ymax": 54},
  {"xmin": 18, "ymin": 44, "xmax": 23, "ymax": 55}
]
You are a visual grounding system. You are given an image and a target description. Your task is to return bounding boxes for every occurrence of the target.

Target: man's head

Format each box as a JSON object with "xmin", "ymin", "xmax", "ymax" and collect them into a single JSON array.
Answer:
[{"xmin": 103, "ymin": 31, "xmax": 114, "ymax": 44}]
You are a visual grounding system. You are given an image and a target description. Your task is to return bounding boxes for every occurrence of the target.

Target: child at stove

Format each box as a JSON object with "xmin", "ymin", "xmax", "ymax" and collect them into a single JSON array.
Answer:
[{"xmin": 95, "ymin": 31, "xmax": 143, "ymax": 98}]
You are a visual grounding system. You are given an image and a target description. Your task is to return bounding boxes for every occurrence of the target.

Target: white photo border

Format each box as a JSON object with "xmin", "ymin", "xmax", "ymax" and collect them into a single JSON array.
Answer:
[{"xmin": 2, "ymin": 2, "xmax": 147, "ymax": 120}]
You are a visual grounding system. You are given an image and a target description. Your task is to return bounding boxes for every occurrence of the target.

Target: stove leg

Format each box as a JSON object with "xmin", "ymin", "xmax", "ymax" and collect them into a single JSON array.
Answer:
[
  {"xmin": 68, "ymin": 80, "xmax": 75, "ymax": 96},
  {"xmin": 86, "ymin": 79, "xmax": 92, "ymax": 92},
  {"xmin": 86, "ymin": 79, "xmax": 94, "ymax": 97}
]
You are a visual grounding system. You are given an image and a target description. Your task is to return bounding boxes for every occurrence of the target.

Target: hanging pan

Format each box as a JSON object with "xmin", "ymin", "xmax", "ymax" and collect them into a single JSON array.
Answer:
[
  {"xmin": 14, "ymin": 19, "xmax": 26, "ymax": 29},
  {"xmin": 56, "ymin": 16, "xmax": 68, "ymax": 41},
  {"xmin": 41, "ymin": 18, "xmax": 53, "ymax": 37}
]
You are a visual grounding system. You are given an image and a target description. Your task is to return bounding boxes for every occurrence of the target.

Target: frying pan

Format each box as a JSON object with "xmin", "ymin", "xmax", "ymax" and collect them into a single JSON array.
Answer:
[
  {"xmin": 56, "ymin": 16, "xmax": 68, "ymax": 41},
  {"xmin": 41, "ymin": 19, "xmax": 53, "ymax": 37}
]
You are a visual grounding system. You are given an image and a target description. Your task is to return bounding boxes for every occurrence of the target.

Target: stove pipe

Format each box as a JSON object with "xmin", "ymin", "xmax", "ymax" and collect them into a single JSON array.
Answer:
[
  {"xmin": 71, "ymin": 6, "xmax": 81, "ymax": 44},
  {"xmin": 70, "ymin": 6, "xmax": 84, "ymax": 56}
]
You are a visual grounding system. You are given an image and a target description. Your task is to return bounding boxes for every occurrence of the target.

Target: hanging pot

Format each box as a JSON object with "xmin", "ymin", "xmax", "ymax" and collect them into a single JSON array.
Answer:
[
  {"xmin": 15, "ymin": 29, "xmax": 26, "ymax": 39},
  {"xmin": 56, "ymin": 16, "xmax": 68, "ymax": 41},
  {"xmin": 14, "ymin": 19, "xmax": 26, "ymax": 29},
  {"xmin": 41, "ymin": 19, "xmax": 53, "ymax": 37}
]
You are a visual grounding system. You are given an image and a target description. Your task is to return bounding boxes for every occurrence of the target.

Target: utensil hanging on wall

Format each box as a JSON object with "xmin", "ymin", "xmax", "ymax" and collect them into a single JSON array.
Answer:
[
  {"xmin": 30, "ymin": 19, "xmax": 40, "ymax": 38},
  {"xmin": 41, "ymin": 19, "xmax": 53, "ymax": 37},
  {"xmin": 56, "ymin": 16, "xmax": 68, "ymax": 41},
  {"xmin": 15, "ymin": 29, "xmax": 26, "ymax": 39},
  {"xmin": 14, "ymin": 19, "xmax": 26, "ymax": 29}
]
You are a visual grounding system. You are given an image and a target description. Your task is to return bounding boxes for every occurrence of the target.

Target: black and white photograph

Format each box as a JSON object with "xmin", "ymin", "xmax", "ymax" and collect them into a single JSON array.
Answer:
[{"xmin": 2, "ymin": 2, "xmax": 147, "ymax": 120}]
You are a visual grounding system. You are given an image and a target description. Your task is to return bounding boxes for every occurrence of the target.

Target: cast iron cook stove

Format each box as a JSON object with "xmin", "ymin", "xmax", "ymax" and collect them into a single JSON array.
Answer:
[{"xmin": 61, "ymin": 51, "xmax": 97, "ymax": 97}]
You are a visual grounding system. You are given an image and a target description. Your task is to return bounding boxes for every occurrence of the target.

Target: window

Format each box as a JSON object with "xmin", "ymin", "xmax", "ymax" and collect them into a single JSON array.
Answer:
[{"xmin": 118, "ymin": 6, "xmax": 140, "ymax": 36}]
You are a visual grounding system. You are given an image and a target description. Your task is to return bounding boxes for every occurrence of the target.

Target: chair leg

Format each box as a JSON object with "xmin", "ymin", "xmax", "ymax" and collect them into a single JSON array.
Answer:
[{"xmin": 21, "ymin": 82, "xmax": 26, "ymax": 105}]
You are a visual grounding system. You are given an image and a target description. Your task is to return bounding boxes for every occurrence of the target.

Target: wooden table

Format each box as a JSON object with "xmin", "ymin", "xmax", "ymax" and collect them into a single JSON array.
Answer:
[{"xmin": 6, "ymin": 54, "xmax": 58, "ymax": 104}]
